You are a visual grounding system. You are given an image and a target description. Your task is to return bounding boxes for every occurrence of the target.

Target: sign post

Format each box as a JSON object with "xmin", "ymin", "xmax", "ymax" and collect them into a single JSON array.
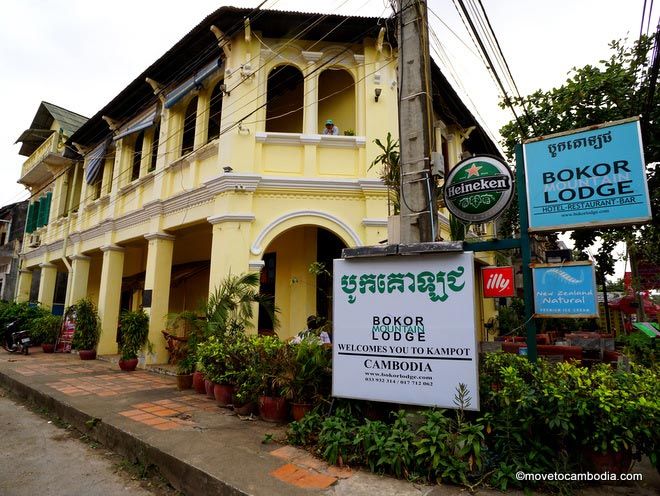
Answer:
[
  {"xmin": 532, "ymin": 262, "xmax": 599, "ymax": 318},
  {"xmin": 333, "ymin": 252, "xmax": 479, "ymax": 410},
  {"xmin": 523, "ymin": 118, "xmax": 651, "ymax": 232}
]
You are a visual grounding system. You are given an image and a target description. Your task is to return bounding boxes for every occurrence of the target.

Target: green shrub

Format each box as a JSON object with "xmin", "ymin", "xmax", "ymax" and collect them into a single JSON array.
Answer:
[
  {"xmin": 0, "ymin": 301, "xmax": 50, "ymax": 334},
  {"xmin": 287, "ymin": 411, "xmax": 324, "ymax": 446},
  {"xmin": 622, "ymin": 332, "xmax": 657, "ymax": 367},
  {"xmin": 285, "ymin": 354, "xmax": 659, "ymax": 491},
  {"xmin": 119, "ymin": 309, "xmax": 150, "ymax": 360},
  {"xmin": 70, "ymin": 299, "xmax": 101, "ymax": 351},
  {"xmin": 29, "ymin": 314, "xmax": 62, "ymax": 345}
]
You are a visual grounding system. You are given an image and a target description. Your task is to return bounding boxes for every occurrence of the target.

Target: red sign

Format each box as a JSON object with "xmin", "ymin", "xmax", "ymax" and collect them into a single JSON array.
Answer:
[
  {"xmin": 482, "ymin": 266, "xmax": 515, "ymax": 298},
  {"xmin": 56, "ymin": 309, "xmax": 76, "ymax": 352}
]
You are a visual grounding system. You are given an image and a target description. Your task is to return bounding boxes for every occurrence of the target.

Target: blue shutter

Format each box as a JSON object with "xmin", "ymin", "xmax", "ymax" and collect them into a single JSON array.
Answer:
[
  {"xmin": 164, "ymin": 58, "xmax": 222, "ymax": 109},
  {"xmin": 113, "ymin": 109, "xmax": 158, "ymax": 141},
  {"xmin": 85, "ymin": 140, "xmax": 109, "ymax": 185}
]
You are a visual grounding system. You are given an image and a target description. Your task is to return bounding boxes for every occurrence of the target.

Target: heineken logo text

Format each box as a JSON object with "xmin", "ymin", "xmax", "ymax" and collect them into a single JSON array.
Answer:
[{"xmin": 445, "ymin": 175, "xmax": 510, "ymax": 199}]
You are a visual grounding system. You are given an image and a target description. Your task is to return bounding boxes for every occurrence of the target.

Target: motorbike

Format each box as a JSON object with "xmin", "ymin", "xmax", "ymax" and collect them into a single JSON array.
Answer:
[{"xmin": 3, "ymin": 320, "xmax": 31, "ymax": 355}]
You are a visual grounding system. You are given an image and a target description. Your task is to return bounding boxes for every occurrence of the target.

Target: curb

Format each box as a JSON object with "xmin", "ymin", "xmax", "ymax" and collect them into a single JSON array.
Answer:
[{"xmin": 0, "ymin": 369, "xmax": 248, "ymax": 496}]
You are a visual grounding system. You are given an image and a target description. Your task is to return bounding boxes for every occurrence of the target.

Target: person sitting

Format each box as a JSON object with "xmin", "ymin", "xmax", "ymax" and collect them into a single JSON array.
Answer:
[
  {"xmin": 291, "ymin": 315, "xmax": 331, "ymax": 345},
  {"xmin": 322, "ymin": 119, "xmax": 339, "ymax": 135}
]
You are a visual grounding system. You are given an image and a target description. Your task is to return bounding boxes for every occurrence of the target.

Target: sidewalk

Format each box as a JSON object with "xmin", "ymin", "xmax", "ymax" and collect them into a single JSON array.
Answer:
[{"xmin": 0, "ymin": 349, "xmax": 656, "ymax": 496}]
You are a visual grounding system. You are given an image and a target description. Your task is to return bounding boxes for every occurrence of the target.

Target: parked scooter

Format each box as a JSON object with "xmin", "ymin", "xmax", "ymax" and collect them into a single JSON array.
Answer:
[{"xmin": 3, "ymin": 320, "xmax": 31, "ymax": 355}]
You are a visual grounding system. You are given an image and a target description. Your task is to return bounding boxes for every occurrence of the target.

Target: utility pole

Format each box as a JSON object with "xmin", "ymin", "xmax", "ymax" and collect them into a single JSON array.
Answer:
[{"xmin": 397, "ymin": 0, "xmax": 435, "ymax": 244}]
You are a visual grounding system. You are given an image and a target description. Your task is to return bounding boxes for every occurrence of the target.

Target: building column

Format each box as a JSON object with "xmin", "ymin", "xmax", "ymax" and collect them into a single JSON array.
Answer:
[
  {"xmin": 207, "ymin": 215, "xmax": 254, "ymax": 295},
  {"xmin": 16, "ymin": 269, "xmax": 33, "ymax": 303},
  {"xmin": 143, "ymin": 232, "xmax": 175, "ymax": 364},
  {"xmin": 97, "ymin": 244, "xmax": 125, "ymax": 355},
  {"xmin": 66, "ymin": 254, "xmax": 91, "ymax": 307},
  {"xmin": 37, "ymin": 263, "xmax": 57, "ymax": 309}
]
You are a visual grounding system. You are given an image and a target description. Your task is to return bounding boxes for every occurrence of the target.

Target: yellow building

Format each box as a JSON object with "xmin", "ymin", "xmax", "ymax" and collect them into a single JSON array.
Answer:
[{"xmin": 16, "ymin": 7, "xmax": 500, "ymax": 363}]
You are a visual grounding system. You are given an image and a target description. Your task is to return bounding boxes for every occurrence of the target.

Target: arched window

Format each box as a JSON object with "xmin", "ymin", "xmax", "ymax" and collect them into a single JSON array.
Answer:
[
  {"xmin": 318, "ymin": 69, "xmax": 355, "ymax": 135},
  {"xmin": 149, "ymin": 122, "xmax": 160, "ymax": 172},
  {"xmin": 131, "ymin": 131, "xmax": 144, "ymax": 181},
  {"xmin": 265, "ymin": 65, "xmax": 304, "ymax": 133},
  {"xmin": 181, "ymin": 96, "xmax": 198, "ymax": 156},
  {"xmin": 207, "ymin": 83, "xmax": 223, "ymax": 142}
]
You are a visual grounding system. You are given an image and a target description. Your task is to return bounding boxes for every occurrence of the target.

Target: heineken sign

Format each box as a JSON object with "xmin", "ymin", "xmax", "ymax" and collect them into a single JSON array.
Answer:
[
  {"xmin": 443, "ymin": 155, "xmax": 514, "ymax": 223},
  {"xmin": 333, "ymin": 253, "xmax": 479, "ymax": 410}
]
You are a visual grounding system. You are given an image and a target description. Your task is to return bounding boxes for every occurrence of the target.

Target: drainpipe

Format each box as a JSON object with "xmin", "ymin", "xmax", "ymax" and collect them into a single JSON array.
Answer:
[{"xmin": 61, "ymin": 163, "xmax": 81, "ymax": 307}]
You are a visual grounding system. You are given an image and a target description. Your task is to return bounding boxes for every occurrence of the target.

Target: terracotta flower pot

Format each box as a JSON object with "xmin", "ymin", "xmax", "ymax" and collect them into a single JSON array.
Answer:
[
  {"xmin": 78, "ymin": 349, "xmax": 97, "ymax": 360},
  {"xmin": 259, "ymin": 395, "xmax": 288, "ymax": 423},
  {"xmin": 118, "ymin": 358, "xmax": 139, "ymax": 371},
  {"xmin": 213, "ymin": 383, "xmax": 234, "ymax": 407},
  {"xmin": 41, "ymin": 343, "xmax": 55, "ymax": 353},
  {"xmin": 204, "ymin": 379, "xmax": 215, "ymax": 399},
  {"xmin": 192, "ymin": 372, "xmax": 206, "ymax": 394},
  {"xmin": 233, "ymin": 401, "xmax": 256, "ymax": 416},
  {"xmin": 582, "ymin": 447, "xmax": 632, "ymax": 475},
  {"xmin": 291, "ymin": 403, "xmax": 313, "ymax": 422},
  {"xmin": 176, "ymin": 374, "xmax": 193, "ymax": 390}
]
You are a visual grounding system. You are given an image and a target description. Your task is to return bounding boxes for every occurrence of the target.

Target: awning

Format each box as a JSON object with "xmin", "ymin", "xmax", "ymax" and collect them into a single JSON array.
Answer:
[
  {"xmin": 84, "ymin": 139, "xmax": 110, "ymax": 184},
  {"xmin": 608, "ymin": 294, "xmax": 660, "ymax": 316},
  {"xmin": 632, "ymin": 322, "xmax": 660, "ymax": 338},
  {"xmin": 113, "ymin": 108, "xmax": 158, "ymax": 141},
  {"xmin": 164, "ymin": 58, "xmax": 222, "ymax": 109}
]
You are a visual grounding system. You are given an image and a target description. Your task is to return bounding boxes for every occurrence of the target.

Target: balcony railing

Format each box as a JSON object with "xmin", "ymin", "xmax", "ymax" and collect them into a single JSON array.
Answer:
[{"xmin": 20, "ymin": 132, "xmax": 59, "ymax": 179}]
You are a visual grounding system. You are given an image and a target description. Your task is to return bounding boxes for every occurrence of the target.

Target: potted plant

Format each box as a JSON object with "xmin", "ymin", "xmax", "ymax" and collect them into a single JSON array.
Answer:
[
  {"xmin": 165, "ymin": 310, "xmax": 205, "ymax": 387},
  {"xmin": 255, "ymin": 336, "xmax": 289, "ymax": 422},
  {"xmin": 230, "ymin": 335, "xmax": 260, "ymax": 415},
  {"xmin": 279, "ymin": 338, "xmax": 332, "ymax": 421},
  {"xmin": 70, "ymin": 298, "xmax": 101, "ymax": 360},
  {"xmin": 118, "ymin": 309, "xmax": 150, "ymax": 371},
  {"xmin": 176, "ymin": 352, "xmax": 195, "ymax": 389},
  {"xmin": 30, "ymin": 314, "xmax": 62, "ymax": 353}
]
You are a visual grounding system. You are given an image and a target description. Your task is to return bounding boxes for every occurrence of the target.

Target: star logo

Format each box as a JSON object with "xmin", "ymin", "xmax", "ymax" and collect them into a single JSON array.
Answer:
[{"xmin": 466, "ymin": 163, "xmax": 482, "ymax": 177}]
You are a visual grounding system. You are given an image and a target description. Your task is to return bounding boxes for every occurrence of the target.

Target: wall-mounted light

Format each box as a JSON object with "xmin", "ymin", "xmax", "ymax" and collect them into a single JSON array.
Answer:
[
  {"xmin": 223, "ymin": 166, "xmax": 233, "ymax": 173},
  {"xmin": 219, "ymin": 83, "xmax": 230, "ymax": 97},
  {"xmin": 374, "ymin": 87, "xmax": 382, "ymax": 102}
]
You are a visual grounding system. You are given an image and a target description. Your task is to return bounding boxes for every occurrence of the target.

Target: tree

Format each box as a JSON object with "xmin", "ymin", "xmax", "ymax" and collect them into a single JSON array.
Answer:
[
  {"xmin": 370, "ymin": 132, "xmax": 401, "ymax": 215},
  {"xmin": 499, "ymin": 36, "xmax": 659, "ymax": 276}
]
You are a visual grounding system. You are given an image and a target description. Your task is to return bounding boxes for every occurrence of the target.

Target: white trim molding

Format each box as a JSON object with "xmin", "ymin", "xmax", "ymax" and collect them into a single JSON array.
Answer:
[
  {"xmin": 255, "ymin": 132, "xmax": 366, "ymax": 149},
  {"xmin": 100, "ymin": 244, "xmax": 125, "ymax": 253},
  {"xmin": 250, "ymin": 210, "xmax": 362, "ymax": 255},
  {"xmin": 207, "ymin": 214, "xmax": 256, "ymax": 225},
  {"xmin": 69, "ymin": 254, "xmax": 91, "ymax": 261},
  {"xmin": 144, "ymin": 232, "xmax": 175, "ymax": 241},
  {"xmin": 362, "ymin": 218, "xmax": 388, "ymax": 227},
  {"xmin": 248, "ymin": 260, "xmax": 265, "ymax": 271}
]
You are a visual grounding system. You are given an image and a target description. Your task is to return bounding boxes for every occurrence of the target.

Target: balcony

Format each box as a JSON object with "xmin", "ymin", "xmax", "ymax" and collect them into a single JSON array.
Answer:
[
  {"xmin": 254, "ymin": 132, "xmax": 366, "ymax": 177},
  {"xmin": 19, "ymin": 132, "xmax": 71, "ymax": 186}
]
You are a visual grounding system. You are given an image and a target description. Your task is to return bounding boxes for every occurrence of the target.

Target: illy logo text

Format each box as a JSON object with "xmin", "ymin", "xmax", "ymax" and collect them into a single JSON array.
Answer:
[{"xmin": 486, "ymin": 273, "xmax": 510, "ymax": 293}]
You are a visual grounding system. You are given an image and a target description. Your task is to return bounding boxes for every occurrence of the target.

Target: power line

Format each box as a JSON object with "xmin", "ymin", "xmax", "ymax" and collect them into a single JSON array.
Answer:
[
  {"xmin": 29, "ymin": 22, "xmax": 399, "ymax": 241},
  {"xmin": 453, "ymin": 0, "xmax": 531, "ymax": 138}
]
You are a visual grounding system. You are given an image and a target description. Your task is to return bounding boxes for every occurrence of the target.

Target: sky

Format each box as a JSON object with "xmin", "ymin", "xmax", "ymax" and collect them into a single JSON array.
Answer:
[{"xmin": 0, "ymin": 0, "xmax": 654, "ymax": 276}]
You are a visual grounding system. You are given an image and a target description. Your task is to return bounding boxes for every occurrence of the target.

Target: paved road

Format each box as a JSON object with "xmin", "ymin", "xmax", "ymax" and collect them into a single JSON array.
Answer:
[{"xmin": 0, "ymin": 389, "xmax": 163, "ymax": 496}]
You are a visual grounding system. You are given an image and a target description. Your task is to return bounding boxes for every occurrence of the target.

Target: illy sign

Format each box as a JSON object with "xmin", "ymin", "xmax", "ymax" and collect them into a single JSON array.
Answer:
[{"xmin": 482, "ymin": 266, "xmax": 515, "ymax": 298}]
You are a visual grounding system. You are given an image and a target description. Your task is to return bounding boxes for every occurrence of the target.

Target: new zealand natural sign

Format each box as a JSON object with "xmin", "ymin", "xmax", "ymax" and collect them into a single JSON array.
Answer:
[
  {"xmin": 523, "ymin": 118, "xmax": 652, "ymax": 231},
  {"xmin": 532, "ymin": 262, "xmax": 598, "ymax": 318},
  {"xmin": 333, "ymin": 253, "xmax": 479, "ymax": 410}
]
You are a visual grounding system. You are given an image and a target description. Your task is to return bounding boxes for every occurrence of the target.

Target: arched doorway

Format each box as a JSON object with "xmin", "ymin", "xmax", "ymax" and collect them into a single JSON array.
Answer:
[
  {"xmin": 265, "ymin": 65, "xmax": 304, "ymax": 133},
  {"xmin": 318, "ymin": 68, "xmax": 355, "ymax": 134},
  {"xmin": 258, "ymin": 226, "xmax": 346, "ymax": 338}
]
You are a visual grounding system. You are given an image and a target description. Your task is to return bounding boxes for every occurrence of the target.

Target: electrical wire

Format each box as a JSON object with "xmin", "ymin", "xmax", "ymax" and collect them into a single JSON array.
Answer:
[
  {"xmin": 453, "ymin": 0, "xmax": 528, "ymax": 138},
  {"xmin": 20, "ymin": 0, "xmax": 379, "ymax": 202},
  {"xmin": 29, "ymin": 35, "xmax": 399, "ymax": 242}
]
